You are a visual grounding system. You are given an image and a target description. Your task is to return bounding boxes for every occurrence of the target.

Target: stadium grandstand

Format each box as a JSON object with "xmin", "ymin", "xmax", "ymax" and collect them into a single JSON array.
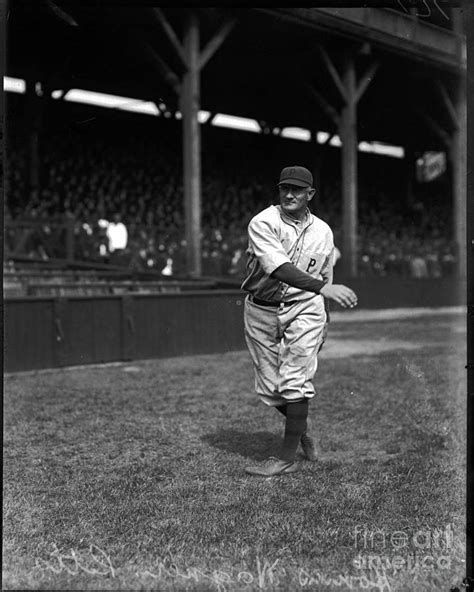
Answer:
[
  {"xmin": 3, "ymin": 3, "xmax": 467, "ymax": 370},
  {"xmin": 5, "ymin": 93, "xmax": 458, "ymax": 286}
]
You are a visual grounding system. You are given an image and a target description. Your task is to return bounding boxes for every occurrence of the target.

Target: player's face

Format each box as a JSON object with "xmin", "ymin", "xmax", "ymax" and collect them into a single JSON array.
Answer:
[{"xmin": 278, "ymin": 184, "xmax": 314, "ymax": 218}]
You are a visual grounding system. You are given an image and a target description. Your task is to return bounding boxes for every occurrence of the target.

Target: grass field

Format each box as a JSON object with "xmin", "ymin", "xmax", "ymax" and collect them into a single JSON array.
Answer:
[{"xmin": 3, "ymin": 310, "xmax": 466, "ymax": 591}]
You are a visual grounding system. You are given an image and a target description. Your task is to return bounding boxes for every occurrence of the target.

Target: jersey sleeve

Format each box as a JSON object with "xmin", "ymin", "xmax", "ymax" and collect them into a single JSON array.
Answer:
[{"xmin": 247, "ymin": 216, "xmax": 292, "ymax": 275}]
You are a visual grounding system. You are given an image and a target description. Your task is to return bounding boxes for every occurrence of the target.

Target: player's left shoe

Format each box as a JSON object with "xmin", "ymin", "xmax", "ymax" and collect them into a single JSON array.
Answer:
[{"xmin": 245, "ymin": 456, "xmax": 298, "ymax": 477}]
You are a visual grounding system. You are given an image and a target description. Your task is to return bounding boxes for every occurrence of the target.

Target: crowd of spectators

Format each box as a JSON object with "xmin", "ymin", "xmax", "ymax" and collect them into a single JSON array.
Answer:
[{"xmin": 5, "ymin": 107, "xmax": 458, "ymax": 279}]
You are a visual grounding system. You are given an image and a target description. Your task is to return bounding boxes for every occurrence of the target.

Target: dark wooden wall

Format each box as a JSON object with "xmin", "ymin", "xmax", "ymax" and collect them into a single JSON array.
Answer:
[{"xmin": 4, "ymin": 280, "xmax": 465, "ymax": 372}]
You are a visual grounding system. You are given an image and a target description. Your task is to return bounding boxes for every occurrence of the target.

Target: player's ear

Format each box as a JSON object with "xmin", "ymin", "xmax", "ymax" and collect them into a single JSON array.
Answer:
[{"xmin": 307, "ymin": 188, "xmax": 316, "ymax": 202}]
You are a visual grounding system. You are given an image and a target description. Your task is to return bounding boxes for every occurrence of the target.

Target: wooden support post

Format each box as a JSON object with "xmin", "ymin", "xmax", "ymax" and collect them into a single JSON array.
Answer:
[
  {"xmin": 146, "ymin": 10, "xmax": 237, "ymax": 277},
  {"xmin": 309, "ymin": 46, "xmax": 378, "ymax": 279},
  {"xmin": 65, "ymin": 213, "xmax": 75, "ymax": 261},
  {"xmin": 451, "ymin": 77, "xmax": 466, "ymax": 277},
  {"xmin": 430, "ymin": 75, "xmax": 466, "ymax": 277},
  {"xmin": 182, "ymin": 12, "xmax": 202, "ymax": 277},
  {"xmin": 29, "ymin": 129, "xmax": 40, "ymax": 198},
  {"xmin": 339, "ymin": 54, "xmax": 358, "ymax": 278},
  {"xmin": 451, "ymin": 8, "xmax": 464, "ymax": 61},
  {"xmin": 404, "ymin": 145, "xmax": 416, "ymax": 208},
  {"xmin": 26, "ymin": 80, "xmax": 41, "ymax": 202},
  {"xmin": 312, "ymin": 136, "xmax": 323, "ymax": 205}
]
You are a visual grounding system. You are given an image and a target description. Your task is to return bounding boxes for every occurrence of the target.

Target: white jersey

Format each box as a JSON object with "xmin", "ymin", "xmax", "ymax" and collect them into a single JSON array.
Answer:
[
  {"xmin": 241, "ymin": 205, "xmax": 334, "ymax": 302},
  {"xmin": 106, "ymin": 222, "xmax": 128, "ymax": 252}
]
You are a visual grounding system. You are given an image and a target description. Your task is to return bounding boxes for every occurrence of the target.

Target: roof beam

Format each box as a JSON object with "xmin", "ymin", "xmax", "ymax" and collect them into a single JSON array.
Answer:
[
  {"xmin": 199, "ymin": 18, "xmax": 237, "ymax": 71},
  {"xmin": 257, "ymin": 8, "xmax": 465, "ymax": 73}
]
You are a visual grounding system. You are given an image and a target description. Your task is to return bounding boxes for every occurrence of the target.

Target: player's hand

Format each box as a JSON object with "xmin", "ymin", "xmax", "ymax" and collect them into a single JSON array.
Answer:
[{"xmin": 320, "ymin": 284, "xmax": 358, "ymax": 309}]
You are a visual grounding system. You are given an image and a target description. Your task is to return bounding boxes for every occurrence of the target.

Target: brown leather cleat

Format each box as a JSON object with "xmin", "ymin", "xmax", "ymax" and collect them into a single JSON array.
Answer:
[{"xmin": 245, "ymin": 456, "xmax": 298, "ymax": 477}]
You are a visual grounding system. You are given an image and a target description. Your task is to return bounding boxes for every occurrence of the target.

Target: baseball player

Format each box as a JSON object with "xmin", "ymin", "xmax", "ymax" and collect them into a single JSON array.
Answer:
[{"xmin": 242, "ymin": 165, "xmax": 358, "ymax": 477}]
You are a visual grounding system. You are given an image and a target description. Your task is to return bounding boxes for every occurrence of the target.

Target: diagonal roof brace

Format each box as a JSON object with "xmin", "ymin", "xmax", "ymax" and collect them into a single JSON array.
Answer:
[
  {"xmin": 199, "ymin": 18, "xmax": 238, "ymax": 71},
  {"xmin": 134, "ymin": 36, "xmax": 181, "ymax": 96},
  {"xmin": 44, "ymin": 0, "xmax": 79, "ymax": 27},
  {"xmin": 150, "ymin": 8, "xmax": 188, "ymax": 69},
  {"xmin": 146, "ymin": 10, "xmax": 238, "ymax": 79},
  {"xmin": 414, "ymin": 107, "xmax": 451, "ymax": 149},
  {"xmin": 305, "ymin": 83, "xmax": 340, "ymax": 127},
  {"xmin": 355, "ymin": 60, "xmax": 380, "ymax": 104},
  {"xmin": 317, "ymin": 44, "xmax": 348, "ymax": 104},
  {"xmin": 433, "ymin": 79, "xmax": 459, "ymax": 131}
]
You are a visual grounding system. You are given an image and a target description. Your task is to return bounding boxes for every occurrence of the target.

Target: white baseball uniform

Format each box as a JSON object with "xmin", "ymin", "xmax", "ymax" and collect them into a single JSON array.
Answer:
[{"xmin": 241, "ymin": 204, "xmax": 334, "ymax": 406}]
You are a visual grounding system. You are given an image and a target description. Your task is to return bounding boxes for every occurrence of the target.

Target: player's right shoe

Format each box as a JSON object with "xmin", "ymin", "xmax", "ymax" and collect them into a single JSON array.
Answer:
[{"xmin": 245, "ymin": 456, "xmax": 298, "ymax": 477}]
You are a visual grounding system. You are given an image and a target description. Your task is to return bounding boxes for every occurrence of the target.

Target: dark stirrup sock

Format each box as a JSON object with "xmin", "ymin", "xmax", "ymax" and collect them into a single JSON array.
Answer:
[
  {"xmin": 280, "ymin": 399, "xmax": 309, "ymax": 462},
  {"xmin": 276, "ymin": 403, "xmax": 309, "ymax": 437}
]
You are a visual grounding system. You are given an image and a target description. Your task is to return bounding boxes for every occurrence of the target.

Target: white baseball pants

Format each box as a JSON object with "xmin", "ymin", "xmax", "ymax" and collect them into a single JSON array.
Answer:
[{"xmin": 244, "ymin": 295, "xmax": 327, "ymax": 406}]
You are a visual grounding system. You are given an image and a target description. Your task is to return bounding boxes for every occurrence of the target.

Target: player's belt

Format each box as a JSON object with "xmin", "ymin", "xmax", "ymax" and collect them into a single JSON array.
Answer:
[{"xmin": 248, "ymin": 295, "xmax": 298, "ymax": 307}]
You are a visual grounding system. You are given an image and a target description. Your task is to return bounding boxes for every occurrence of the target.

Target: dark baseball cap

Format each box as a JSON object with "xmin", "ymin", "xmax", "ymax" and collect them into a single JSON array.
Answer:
[{"xmin": 278, "ymin": 166, "xmax": 313, "ymax": 188}]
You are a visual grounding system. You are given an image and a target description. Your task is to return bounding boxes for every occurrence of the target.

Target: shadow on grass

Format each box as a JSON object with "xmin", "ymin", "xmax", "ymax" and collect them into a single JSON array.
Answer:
[{"xmin": 201, "ymin": 429, "xmax": 281, "ymax": 461}]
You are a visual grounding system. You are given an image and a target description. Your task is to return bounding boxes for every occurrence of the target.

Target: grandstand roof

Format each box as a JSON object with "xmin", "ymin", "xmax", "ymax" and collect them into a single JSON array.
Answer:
[{"xmin": 6, "ymin": 3, "xmax": 465, "ymax": 151}]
